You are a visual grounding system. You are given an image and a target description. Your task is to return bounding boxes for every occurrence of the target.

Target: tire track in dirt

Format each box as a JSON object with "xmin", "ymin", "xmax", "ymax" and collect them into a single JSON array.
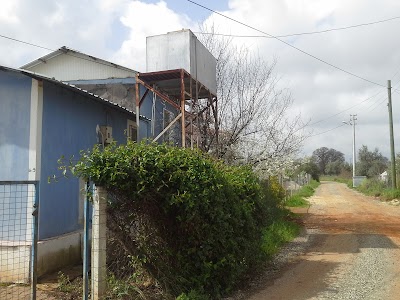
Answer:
[{"xmin": 237, "ymin": 181, "xmax": 400, "ymax": 300}]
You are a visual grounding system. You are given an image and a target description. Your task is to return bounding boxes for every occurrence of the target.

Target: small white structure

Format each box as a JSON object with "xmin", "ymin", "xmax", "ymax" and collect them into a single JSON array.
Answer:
[
  {"xmin": 380, "ymin": 171, "xmax": 388, "ymax": 182},
  {"xmin": 21, "ymin": 46, "xmax": 137, "ymax": 81}
]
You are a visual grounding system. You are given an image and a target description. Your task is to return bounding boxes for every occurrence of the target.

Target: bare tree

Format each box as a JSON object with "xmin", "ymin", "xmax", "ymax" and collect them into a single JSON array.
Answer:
[{"xmin": 198, "ymin": 25, "xmax": 309, "ymax": 173}]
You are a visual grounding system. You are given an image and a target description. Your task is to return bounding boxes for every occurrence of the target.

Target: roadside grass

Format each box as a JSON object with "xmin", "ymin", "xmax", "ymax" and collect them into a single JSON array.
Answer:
[
  {"xmin": 261, "ymin": 219, "xmax": 300, "ymax": 257},
  {"xmin": 320, "ymin": 175, "xmax": 352, "ymax": 185},
  {"xmin": 285, "ymin": 180, "xmax": 320, "ymax": 207},
  {"xmin": 356, "ymin": 178, "xmax": 400, "ymax": 200}
]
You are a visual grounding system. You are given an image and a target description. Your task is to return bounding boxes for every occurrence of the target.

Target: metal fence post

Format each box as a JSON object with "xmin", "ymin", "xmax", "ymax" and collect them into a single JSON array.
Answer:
[
  {"xmin": 31, "ymin": 182, "xmax": 39, "ymax": 300},
  {"xmin": 83, "ymin": 181, "xmax": 91, "ymax": 300}
]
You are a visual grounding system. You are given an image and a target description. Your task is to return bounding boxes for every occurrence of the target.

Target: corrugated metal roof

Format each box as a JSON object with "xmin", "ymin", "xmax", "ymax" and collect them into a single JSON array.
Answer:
[
  {"xmin": 20, "ymin": 46, "xmax": 138, "ymax": 74},
  {"xmin": 0, "ymin": 65, "xmax": 150, "ymax": 121}
]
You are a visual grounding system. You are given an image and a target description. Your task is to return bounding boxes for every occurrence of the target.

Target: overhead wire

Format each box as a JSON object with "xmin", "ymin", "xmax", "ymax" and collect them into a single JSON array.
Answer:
[
  {"xmin": 195, "ymin": 15, "xmax": 400, "ymax": 39},
  {"xmin": 309, "ymin": 124, "xmax": 346, "ymax": 138},
  {"xmin": 1, "ymin": 4, "xmax": 394, "ymax": 139},
  {"xmin": 187, "ymin": 0, "xmax": 386, "ymax": 88},
  {"xmin": 307, "ymin": 91, "xmax": 382, "ymax": 127},
  {"xmin": 0, "ymin": 34, "xmax": 132, "ymax": 71}
]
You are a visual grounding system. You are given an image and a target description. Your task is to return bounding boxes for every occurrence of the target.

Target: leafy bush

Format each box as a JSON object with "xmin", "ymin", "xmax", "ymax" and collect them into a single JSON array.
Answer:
[
  {"xmin": 68, "ymin": 141, "xmax": 282, "ymax": 297},
  {"xmin": 356, "ymin": 178, "xmax": 400, "ymax": 200},
  {"xmin": 356, "ymin": 178, "xmax": 386, "ymax": 197}
]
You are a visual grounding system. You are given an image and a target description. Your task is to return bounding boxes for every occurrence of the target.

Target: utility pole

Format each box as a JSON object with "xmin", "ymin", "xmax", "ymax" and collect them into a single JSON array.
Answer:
[
  {"xmin": 343, "ymin": 115, "xmax": 357, "ymax": 187},
  {"xmin": 350, "ymin": 114, "xmax": 357, "ymax": 181},
  {"xmin": 388, "ymin": 80, "xmax": 397, "ymax": 189}
]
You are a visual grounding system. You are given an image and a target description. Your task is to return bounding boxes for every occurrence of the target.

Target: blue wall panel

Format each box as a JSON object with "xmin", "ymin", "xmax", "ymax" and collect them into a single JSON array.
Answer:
[
  {"xmin": 39, "ymin": 81, "xmax": 138, "ymax": 239},
  {"xmin": 0, "ymin": 71, "xmax": 31, "ymax": 181}
]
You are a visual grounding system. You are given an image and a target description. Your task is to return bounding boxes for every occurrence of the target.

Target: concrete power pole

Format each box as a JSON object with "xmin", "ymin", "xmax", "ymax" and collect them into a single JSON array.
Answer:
[
  {"xmin": 343, "ymin": 115, "xmax": 357, "ymax": 187},
  {"xmin": 388, "ymin": 80, "xmax": 397, "ymax": 189},
  {"xmin": 350, "ymin": 115, "xmax": 357, "ymax": 178},
  {"xmin": 350, "ymin": 114, "xmax": 357, "ymax": 182}
]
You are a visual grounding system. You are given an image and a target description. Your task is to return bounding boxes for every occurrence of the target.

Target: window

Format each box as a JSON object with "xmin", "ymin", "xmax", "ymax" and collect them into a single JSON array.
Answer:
[{"xmin": 127, "ymin": 120, "xmax": 137, "ymax": 141}]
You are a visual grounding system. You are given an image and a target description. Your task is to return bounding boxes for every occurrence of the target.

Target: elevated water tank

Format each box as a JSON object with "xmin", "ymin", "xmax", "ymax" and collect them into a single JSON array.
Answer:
[{"xmin": 146, "ymin": 29, "xmax": 217, "ymax": 95}]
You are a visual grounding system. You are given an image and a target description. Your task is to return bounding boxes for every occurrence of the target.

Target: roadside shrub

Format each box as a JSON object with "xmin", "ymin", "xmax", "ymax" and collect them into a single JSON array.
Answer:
[
  {"xmin": 356, "ymin": 178, "xmax": 386, "ymax": 197},
  {"xmin": 382, "ymin": 188, "xmax": 400, "ymax": 200},
  {"xmin": 70, "ymin": 141, "xmax": 275, "ymax": 297}
]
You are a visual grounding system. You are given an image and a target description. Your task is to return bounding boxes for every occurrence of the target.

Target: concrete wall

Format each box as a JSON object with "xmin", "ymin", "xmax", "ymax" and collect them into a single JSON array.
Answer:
[
  {"xmin": 0, "ymin": 241, "xmax": 31, "ymax": 283},
  {"xmin": 0, "ymin": 231, "xmax": 82, "ymax": 283}
]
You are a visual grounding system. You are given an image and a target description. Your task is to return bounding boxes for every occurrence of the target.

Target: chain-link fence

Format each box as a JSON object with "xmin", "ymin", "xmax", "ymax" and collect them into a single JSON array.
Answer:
[{"xmin": 0, "ymin": 181, "xmax": 39, "ymax": 300}]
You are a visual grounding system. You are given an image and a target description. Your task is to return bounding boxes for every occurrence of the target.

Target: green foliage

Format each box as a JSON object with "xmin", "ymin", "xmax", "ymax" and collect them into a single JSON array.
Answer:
[
  {"xmin": 356, "ymin": 178, "xmax": 400, "ymax": 200},
  {"xmin": 107, "ymin": 274, "xmax": 146, "ymax": 300},
  {"xmin": 357, "ymin": 145, "xmax": 388, "ymax": 177},
  {"xmin": 319, "ymin": 175, "xmax": 351, "ymax": 185},
  {"xmin": 382, "ymin": 188, "xmax": 400, "ymax": 200},
  {"xmin": 285, "ymin": 180, "xmax": 320, "ymax": 207},
  {"xmin": 312, "ymin": 147, "xmax": 345, "ymax": 175},
  {"xmin": 261, "ymin": 220, "xmax": 300, "ymax": 257},
  {"xmin": 356, "ymin": 178, "xmax": 386, "ymax": 197},
  {"xmin": 285, "ymin": 195, "xmax": 309, "ymax": 207},
  {"xmin": 297, "ymin": 161, "xmax": 320, "ymax": 181},
  {"xmin": 66, "ymin": 141, "xmax": 287, "ymax": 297},
  {"xmin": 57, "ymin": 272, "xmax": 72, "ymax": 293},
  {"xmin": 176, "ymin": 290, "xmax": 209, "ymax": 300}
]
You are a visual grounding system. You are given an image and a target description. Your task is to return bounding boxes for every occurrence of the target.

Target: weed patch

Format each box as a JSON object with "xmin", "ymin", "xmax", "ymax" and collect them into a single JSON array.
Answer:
[
  {"xmin": 285, "ymin": 180, "xmax": 319, "ymax": 207},
  {"xmin": 261, "ymin": 220, "xmax": 300, "ymax": 257}
]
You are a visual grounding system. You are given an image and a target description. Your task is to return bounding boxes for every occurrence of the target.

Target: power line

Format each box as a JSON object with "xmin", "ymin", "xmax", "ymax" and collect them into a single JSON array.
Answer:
[
  {"xmin": 306, "ymin": 90, "xmax": 382, "ymax": 127},
  {"xmin": 187, "ymin": 0, "xmax": 386, "ymax": 88},
  {"xmin": 309, "ymin": 124, "xmax": 346, "ymax": 137},
  {"xmin": 195, "ymin": 16, "xmax": 400, "ymax": 39},
  {"xmin": 0, "ymin": 34, "xmax": 53, "ymax": 51},
  {"xmin": 0, "ymin": 34, "xmax": 133, "ymax": 71},
  {"xmin": 365, "ymin": 94, "xmax": 386, "ymax": 111}
]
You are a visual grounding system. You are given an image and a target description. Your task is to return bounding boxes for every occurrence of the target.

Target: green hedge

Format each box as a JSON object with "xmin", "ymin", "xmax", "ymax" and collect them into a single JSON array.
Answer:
[{"xmin": 68, "ymin": 141, "xmax": 283, "ymax": 297}]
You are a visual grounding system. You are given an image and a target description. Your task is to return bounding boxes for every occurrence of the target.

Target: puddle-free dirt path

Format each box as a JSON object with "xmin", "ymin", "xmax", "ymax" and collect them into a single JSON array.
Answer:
[{"xmin": 247, "ymin": 181, "xmax": 400, "ymax": 300}]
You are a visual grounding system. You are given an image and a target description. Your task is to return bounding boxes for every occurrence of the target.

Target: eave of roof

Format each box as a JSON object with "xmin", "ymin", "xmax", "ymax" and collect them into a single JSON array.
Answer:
[
  {"xmin": 20, "ymin": 46, "xmax": 138, "ymax": 74},
  {"xmin": 0, "ymin": 65, "xmax": 150, "ymax": 122}
]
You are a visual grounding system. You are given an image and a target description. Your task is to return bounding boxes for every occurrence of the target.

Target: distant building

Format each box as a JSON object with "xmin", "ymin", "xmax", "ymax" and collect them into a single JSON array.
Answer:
[{"xmin": 380, "ymin": 171, "xmax": 388, "ymax": 182}]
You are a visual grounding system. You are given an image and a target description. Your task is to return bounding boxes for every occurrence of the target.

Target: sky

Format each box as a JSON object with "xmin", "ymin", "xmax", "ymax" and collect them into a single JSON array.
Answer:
[{"xmin": 1, "ymin": 0, "xmax": 400, "ymax": 162}]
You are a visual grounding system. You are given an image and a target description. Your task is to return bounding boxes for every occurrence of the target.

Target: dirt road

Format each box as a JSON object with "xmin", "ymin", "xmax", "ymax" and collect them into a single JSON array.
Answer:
[{"xmin": 246, "ymin": 181, "xmax": 400, "ymax": 300}]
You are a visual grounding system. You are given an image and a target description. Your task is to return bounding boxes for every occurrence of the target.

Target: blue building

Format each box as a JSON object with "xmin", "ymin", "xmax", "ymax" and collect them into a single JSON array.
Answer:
[
  {"xmin": 1, "ymin": 30, "xmax": 217, "ymax": 282},
  {"xmin": 0, "ymin": 65, "xmax": 159, "ymax": 281}
]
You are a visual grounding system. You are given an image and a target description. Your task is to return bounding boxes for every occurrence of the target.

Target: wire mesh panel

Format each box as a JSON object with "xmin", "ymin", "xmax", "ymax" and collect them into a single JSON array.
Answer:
[{"xmin": 0, "ymin": 181, "xmax": 38, "ymax": 300}]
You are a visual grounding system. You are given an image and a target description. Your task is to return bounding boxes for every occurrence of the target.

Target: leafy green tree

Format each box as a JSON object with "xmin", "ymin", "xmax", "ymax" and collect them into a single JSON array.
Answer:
[
  {"xmin": 325, "ymin": 160, "xmax": 343, "ymax": 175},
  {"xmin": 295, "ymin": 159, "xmax": 320, "ymax": 181},
  {"xmin": 312, "ymin": 147, "xmax": 345, "ymax": 175},
  {"xmin": 356, "ymin": 145, "xmax": 388, "ymax": 177}
]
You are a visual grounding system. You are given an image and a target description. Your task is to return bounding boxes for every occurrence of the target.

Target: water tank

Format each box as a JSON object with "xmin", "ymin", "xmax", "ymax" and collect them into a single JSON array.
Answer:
[{"xmin": 146, "ymin": 29, "xmax": 217, "ymax": 95}]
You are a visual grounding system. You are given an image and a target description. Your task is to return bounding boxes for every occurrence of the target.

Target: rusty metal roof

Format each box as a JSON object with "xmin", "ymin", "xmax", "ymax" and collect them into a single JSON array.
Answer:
[{"xmin": 138, "ymin": 69, "xmax": 217, "ymax": 100}]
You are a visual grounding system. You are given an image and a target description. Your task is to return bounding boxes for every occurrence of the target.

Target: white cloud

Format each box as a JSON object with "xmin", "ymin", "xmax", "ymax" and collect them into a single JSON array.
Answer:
[
  {"xmin": 111, "ymin": 0, "xmax": 195, "ymax": 71},
  {"xmin": 202, "ymin": 0, "xmax": 400, "ymax": 159},
  {"xmin": 2, "ymin": 0, "xmax": 400, "ymax": 160},
  {"xmin": 0, "ymin": 0, "xmax": 20, "ymax": 24}
]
